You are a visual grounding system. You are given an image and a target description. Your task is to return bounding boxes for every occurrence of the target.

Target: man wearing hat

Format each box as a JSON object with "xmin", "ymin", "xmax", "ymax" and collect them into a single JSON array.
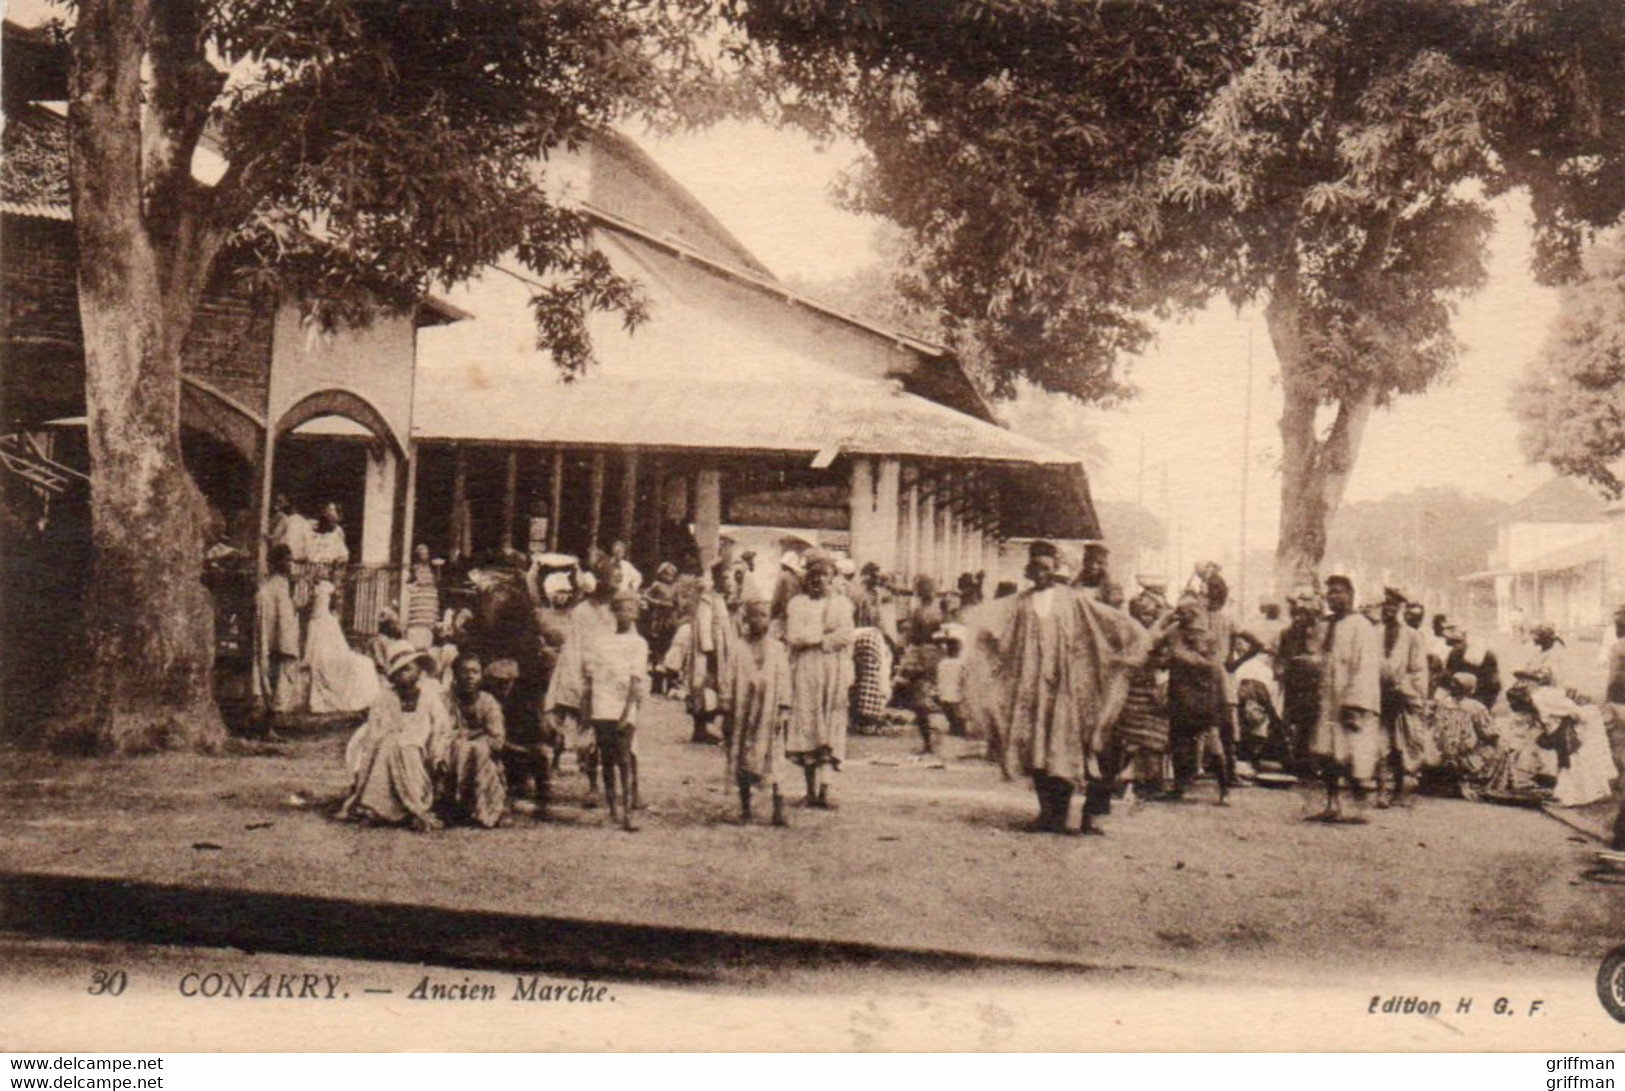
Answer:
[
  {"xmin": 1077, "ymin": 541, "xmax": 1111, "ymax": 601},
  {"xmin": 339, "ymin": 640, "xmax": 451, "ymax": 831},
  {"xmin": 1377, "ymin": 588, "xmax": 1429, "ymax": 807},
  {"xmin": 990, "ymin": 539, "xmax": 1144, "ymax": 834},
  {"xmin": 1310, "ymin": 574, "xmax": 1383, "ymax": 821}
]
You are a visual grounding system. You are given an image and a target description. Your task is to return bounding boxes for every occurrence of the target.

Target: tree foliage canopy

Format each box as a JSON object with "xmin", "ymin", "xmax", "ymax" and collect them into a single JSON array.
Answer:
[
  {"xmin": 64, "ymin": 0, "xmax": 732, "ymax": 370},
  {"xmin": 1516, "ymin": 232, "xmax": 1625, "ymax": 495},
  {"xmin": 727, "ymin": 0, "xmax": 1624, "ymax": 405}
]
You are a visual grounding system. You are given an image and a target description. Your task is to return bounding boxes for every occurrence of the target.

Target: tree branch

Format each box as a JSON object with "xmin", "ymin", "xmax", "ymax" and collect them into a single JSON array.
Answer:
[{"xmin": 145, "ymin": 0, "xmax": 227, "ymax": 254}]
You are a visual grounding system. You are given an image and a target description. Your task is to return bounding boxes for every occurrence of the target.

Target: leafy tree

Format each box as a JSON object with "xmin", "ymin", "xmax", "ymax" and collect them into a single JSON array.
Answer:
[
  {"xmin": 1516, "ymin": 232, "xmax": 1625, "ymax": 494},
  {"xmin": 49, "ymin": 0, "xmax": 708, "ymax": 753},
  {"xmin": 725, "ymin": 0, "xmax": 1625, "ymax": 592}
]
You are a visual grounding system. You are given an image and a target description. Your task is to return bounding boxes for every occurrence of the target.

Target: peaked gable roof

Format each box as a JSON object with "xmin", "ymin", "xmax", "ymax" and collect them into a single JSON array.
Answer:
[{"xmin": 1506, "ymin": 475, "xmax": 1607, "ymax": 524}]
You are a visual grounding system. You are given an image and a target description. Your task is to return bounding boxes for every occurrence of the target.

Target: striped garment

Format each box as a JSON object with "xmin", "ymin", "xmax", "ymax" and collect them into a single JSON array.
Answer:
[
  {"xmin": 1116, "ymin": 666, "xmax": 1170, "ymax": 754},
  {"xmin": 851, "ymin": 627, "xmax": 893, "ymax": 724}
]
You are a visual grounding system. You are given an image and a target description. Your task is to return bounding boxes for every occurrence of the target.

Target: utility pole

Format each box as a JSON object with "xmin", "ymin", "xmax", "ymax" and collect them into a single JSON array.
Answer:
[
  {"xmin": 1136, "ymin": 430, "xmax": 1147, "ymax": 575},
  {"xmin": 1239, "ymin": 323, "xmax": 1255, "ymax": 613}
]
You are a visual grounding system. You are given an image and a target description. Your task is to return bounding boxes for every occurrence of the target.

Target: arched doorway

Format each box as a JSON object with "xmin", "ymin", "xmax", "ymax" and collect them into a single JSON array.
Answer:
[{"xmin": 262, "ymin": 388, "xmax": 406, "ymax": 637}]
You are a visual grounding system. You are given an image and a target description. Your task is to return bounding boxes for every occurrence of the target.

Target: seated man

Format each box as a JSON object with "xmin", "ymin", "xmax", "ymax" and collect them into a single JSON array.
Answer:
[
  {"xmin": 339, "ymin": 642, "xmax": 451, "ymax": 832},
  {"xmin": 442, "ymin": 652, "xmax": 510, "ymax": 828}
]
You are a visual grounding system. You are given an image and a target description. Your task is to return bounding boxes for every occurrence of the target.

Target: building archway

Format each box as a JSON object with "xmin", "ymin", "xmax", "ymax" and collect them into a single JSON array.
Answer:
[{"xmin": 259, "ymin": 388, "xmax": 407, "ymax": 635}]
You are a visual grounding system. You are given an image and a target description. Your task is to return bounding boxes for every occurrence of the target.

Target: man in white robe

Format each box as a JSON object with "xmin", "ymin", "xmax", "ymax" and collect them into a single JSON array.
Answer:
[{"xmin": 1311, "ymin": 574, "xmax": 1382, "ymax": 822}]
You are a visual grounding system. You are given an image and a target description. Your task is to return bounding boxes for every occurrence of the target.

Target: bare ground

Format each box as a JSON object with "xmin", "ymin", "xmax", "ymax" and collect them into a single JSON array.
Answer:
[{"xmin": 2, "ymin": 692, "xmax": 1623, "ymax": 987}]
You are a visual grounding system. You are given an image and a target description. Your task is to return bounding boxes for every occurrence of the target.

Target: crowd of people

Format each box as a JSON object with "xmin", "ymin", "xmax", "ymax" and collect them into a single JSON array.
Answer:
[{"xmin": 255, "ymin": 524, "xmax": 1625, "ymax": 838}]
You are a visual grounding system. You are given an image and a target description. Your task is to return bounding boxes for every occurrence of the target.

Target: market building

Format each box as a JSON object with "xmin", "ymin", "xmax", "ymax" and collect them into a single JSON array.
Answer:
[{"xmin": 408, "ymin": 133, "xmax": 1099, "ymax": 583}]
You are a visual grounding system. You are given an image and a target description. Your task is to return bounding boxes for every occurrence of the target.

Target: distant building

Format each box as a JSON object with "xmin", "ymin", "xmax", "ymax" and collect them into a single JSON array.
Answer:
[{"xmin": 1459, "ymin": 476, "xmax": 1609, "ymax": 635}]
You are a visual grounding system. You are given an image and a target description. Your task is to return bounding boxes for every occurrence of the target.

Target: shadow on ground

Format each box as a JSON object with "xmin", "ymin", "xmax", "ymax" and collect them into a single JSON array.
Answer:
[{"xmin": 0, "ymin": 870, "xmax": 1110, "ymax": 986}]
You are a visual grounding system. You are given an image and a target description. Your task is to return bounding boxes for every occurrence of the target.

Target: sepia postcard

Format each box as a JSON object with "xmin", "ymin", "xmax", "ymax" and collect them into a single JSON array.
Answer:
[{"xmin": 3, "ymin": 0, "xmax": 1624, "ymax": 1054}]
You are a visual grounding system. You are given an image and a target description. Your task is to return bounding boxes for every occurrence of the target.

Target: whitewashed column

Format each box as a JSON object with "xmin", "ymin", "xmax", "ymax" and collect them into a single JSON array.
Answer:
[
  {"xmin": 848, "ymin": 457, "xmax": 875, "ymax": 566},
  {"xmin": 695, "ymin": 468, "xmax": 722, "ymax": 571}
]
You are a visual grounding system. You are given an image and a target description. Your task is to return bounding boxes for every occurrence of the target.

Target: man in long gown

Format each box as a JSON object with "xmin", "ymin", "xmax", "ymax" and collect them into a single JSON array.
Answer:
[
  {"xmin": 340, "ymin": 642, "xmax": 451, "ymax": 832},
  {"xmin": 990, "ymin": 540, "xmax": 1142, "ymax": 834},
  {"xmin": 442, "ymin": 651, "xmax": 509, "ymax": 828},
  {"xmin": 1377, "ymin": 588, "xmax": 1430, "ymax": 807},
  {"xmin": 784, "ymin": 551, "xmax": 855, "ymax": 809},
  {"xmin": 722, "ymin": 591, "xmax": 793, "ymax": 826},
  {"xmin": 544, "ymin": 556, "xmax": 620, "ymax": 802},
  {"xmin": 253, "ymin": 543, "xmax": 301, "ymax": 737},
  {"xmin": 687, "ymin": 562, "xmax": 737, "ymax": 745},
  {"xmin": 1311, "ymin": 575, "xmax": 1383, "ymax": 822}
]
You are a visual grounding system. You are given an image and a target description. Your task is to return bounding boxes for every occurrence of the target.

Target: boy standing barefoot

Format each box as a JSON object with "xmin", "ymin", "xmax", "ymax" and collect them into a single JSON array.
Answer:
[
  {"xmin": 584, "ymin": 590, "xmax": 649, "ymax": 832},
  {"xmin": 723, "ymin": 593, "xmax": 793, "ymax": 826}
]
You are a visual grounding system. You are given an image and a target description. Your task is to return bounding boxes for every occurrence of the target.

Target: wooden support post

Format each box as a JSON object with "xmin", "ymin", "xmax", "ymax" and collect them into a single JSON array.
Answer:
[
  {"xmin": 620, "ymin": 448, "xmax": 639, "ymax": 553},
  {"xmin": 650, "ymin": 458, "xmax": 665, "ymax": 563},
  {"xmin": 502, "ymin": 449, "xmax": 518, "ymax": 552},
  {"xmin": 548, "ymin": 449, "xmax": 563, "ymax": 552},
  {"xmin": 920, "ymin": 492, "xmax": 938, "ymax": 586},
  {"xmin": 587, "ymin": 450, "xmax": 606, "ymax": 558},
  {"xmin": 255, "ymin": 419, "xmax": 277, "ymax": 578},
  {"xmin": 398, "ymin": 441, "xmax": 419, "ymax": 615},
  {"xmin": 451, "ymin": 444, "xmax": 468, "ymax": 559},
  {"xmin": 903, "ymin": 471, "xmax": 920, "ymax": 580}
]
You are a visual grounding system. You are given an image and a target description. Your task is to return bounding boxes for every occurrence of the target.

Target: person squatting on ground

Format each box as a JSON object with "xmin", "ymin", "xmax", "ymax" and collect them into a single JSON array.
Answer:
[
  {"xmin": 1377, "ymin": 587, "xmax": 1429, "ymax": 808},
  {"xmin": 441, "ymin": 651, "xmax": 510, "ymax": 828},
  {"xmin": 722, "ymin": 588, "xmax": 793, "ymax": 826},
  {"xmin": 581, "ymin": 590, "xmax": 648, "ymax": 832},
  {"xmin": 339, "ymin": 641, "xmax": 452, "ymax": 832},
  {"xmin": 784, "ymin": 551, "xmax": 855, "ymax": 810},
  {"xmin": 1310, "ymin": 575, "xmax": 1384, "ymax": 823}
]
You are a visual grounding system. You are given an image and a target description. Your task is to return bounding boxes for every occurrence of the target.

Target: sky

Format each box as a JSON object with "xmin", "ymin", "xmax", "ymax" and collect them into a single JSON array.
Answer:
[{"xmin": 640, "ymin": 121, "xmax": 1565, "ymax": 570}]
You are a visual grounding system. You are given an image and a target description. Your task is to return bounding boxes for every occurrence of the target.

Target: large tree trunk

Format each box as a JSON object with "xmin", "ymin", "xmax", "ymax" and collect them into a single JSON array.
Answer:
[
  {"xmin": 1268, "ymin": 290, "xmax": 1376, "ymax": 601},
  {"xmin": 48, "ymin": 0, "xmax": 225, "ymax": 754}
]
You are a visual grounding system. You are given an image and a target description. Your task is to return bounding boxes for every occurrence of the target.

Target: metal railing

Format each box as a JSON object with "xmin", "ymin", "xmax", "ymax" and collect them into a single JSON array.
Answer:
[{"xmin": 287, "ymin": 561, "xmax": 402, "ymax": 638}]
